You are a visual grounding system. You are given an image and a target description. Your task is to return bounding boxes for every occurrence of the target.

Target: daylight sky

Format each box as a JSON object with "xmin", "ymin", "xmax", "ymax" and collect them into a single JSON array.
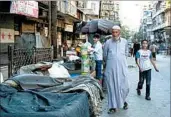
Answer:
[{"xmin": 119, "ymin": 1, "xmax": 150, "ymax": 31}]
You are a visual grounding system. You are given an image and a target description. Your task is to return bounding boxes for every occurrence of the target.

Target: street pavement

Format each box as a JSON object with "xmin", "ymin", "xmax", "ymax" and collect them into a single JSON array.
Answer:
[
  {"xmin": 100, "ymin": 55, "xmax": 170, "ymax": 117},
  {"xmin": 0, "ymin": 55, "xmax": 170, "ymax": 117}
]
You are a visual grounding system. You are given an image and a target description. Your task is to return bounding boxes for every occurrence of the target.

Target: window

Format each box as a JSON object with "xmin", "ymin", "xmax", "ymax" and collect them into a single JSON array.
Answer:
[
  {"xmin": 102, "ymin": 5, "xmax": 108, "ymax": 10},
  {"xmin": 91, "ymin": 3, "xmax": 96, "ymax": 11}
]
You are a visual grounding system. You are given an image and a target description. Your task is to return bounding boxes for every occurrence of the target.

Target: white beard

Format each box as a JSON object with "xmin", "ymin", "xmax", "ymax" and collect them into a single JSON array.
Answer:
[{"xmin": 113, "ymin": 36, "xmax": 120, "ymax": 41}]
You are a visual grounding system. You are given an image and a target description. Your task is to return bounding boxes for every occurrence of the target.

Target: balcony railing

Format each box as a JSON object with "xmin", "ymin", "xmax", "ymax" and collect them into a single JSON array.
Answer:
[
  {"xmin": 66, "ymin": 2, "xmax": 77, "ymax": 17},
  {"xmin": 57, "ymin": 1, "xmax": 77, "ymax": 18},
  {"xmin": 57, "ymin": 1, "xmax": 66, "ymax": 13},
  {"xmin": 152, "ymin": 22, "xmax": 168, "ymax": 31},
  {"xmin": 152, "ymin": 8, "xmax": 165, "ymax": 19}
]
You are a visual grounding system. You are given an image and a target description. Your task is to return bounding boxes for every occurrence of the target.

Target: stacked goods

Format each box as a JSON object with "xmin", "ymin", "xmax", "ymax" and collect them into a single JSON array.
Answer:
[{"xmin": 81, "ymin": 45, "xmax": 90, "ymax": 75}]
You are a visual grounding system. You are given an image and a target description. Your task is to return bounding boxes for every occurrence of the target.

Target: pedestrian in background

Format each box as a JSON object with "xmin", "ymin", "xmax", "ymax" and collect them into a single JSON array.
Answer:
[
  {"xmin": 150, "ymin": 42, "xmax": 158, "ymax": 61},
  {"xmin": 63, "ymin": 40, "xmax": 68, "ymax": 56},
  {"xmin": 136, "ymin": 40, "xmax": 159, "ymax": 100},
  {"xmin": 133, "ymin": 40, "xmax": 140, "ymax": 63},
  {"xmin": 103, "ymin": 25, "xmax": 129, "ymax": 113}
]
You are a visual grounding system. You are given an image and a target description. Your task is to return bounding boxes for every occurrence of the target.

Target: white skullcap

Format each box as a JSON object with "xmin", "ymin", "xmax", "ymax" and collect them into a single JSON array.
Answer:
[{"xmin": 112, "ymin": 25, "xmax": 121, "ymax": 30}]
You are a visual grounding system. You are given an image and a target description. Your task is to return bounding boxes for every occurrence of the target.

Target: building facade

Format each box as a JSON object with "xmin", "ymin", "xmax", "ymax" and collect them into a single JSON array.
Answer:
[
  {"xmin": 0, "ymin": 1, "xmax": 86, "ymax": 59},
  {"xmin": 152, "ymin": 0, "xmax": 171, "ymax": 48},
  {"xmin": 0, "ymin": 1, "xmax": 49, "ymax": 51},
  {"xmin": 99, "ymin": 0, "xmax": 120, "ymax": 23},
  {"xmin": 140, "ymin": 2, "xmax": 154, "ymax": 41}
]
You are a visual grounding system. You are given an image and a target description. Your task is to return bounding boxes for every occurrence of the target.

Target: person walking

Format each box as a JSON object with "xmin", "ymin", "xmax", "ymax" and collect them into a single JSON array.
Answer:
[
  {"xmin": 136, "ymin": 40, "xmax": 159, "ymax": 100},
  {"xmin": 150, "ymin": 42, "xmax": 158, "ymax": 61},
  {"xmin": 103, "ymin": 25, "xmax": 129, "ymax": 113},
  {"xmin": 133, "ymin": 40, "xmax": 140, "ymax": 63},
  {"xmin": 63, "ymin": 40, "xmax": 68, "ymax": 56},
  {"xmin": 90, "ymin": 33, "xmax": 103, "ymax": 84}
]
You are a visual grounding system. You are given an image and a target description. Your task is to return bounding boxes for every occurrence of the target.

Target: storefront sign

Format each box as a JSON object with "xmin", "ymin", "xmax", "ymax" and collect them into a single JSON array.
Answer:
[
  {"xmin": 79, "ymin": 34, "xmax": 86, "ymax": 39},
  {"xmin": 10, "ymin": 1, "xmax": 38, "ymax": 18},
  {"xmin": 0, "ymin": 28, "xmax": 14, "ymax": 43},
  {"xmin": 22, "ymin": 22, "xmax": 35, "ymax": 33},
  {"xmin": 14, "ymin": 31, "xmax": 20, "ymax": 35},
  {"xmin": 64, "ymin": 24, "xmax": 73, "ymax": 32},
  {"xmin": 57, "ymin": 20, "xmax": 65, "ymax": 28}
]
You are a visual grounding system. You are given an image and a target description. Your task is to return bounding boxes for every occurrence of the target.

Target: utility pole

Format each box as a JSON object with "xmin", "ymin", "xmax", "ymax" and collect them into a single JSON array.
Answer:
[
  {"xmin": 48, "ymin": 2, "xmax": 51, "ymax": 45},
  {"xmin": 51, "ymin": 1, "xmax": 57, "ymax": 59},
  {"xmin": 99, "ymin": 1, "xmax": 101, "ymax": 18}
]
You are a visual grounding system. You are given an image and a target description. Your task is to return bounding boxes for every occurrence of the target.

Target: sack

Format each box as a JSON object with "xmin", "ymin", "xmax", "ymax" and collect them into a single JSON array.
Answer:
[{"xmin": 48, "ymin": 63, "xmax": 71, "ymax": 78}]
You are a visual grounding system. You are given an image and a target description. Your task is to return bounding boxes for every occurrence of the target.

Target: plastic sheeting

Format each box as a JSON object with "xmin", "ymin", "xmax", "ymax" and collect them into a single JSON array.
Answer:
[
  {"xmin": 48, "ymin": 63, "xmax": 71, "ymax": 78},
  {"xmin": 80, "ymin": 19, "xmax": 116, "ymax": 34},
  {"xmin": 4, "ymin": 74, "xmax": 104, "ymax": 116},
  {"xmin": 15, "ymin": 33, "xmax": 36, "ymax": 49},
  {"xmin": 8, "ymin": 74, "xmax": 63, "ymax": 90},
  {"xmin": 18, "ymin": 62, "xmax": 71, "ymax": 78},
  {"xmin": 0, "ymin": 84, "xmax": 90, "ymax": 117}
]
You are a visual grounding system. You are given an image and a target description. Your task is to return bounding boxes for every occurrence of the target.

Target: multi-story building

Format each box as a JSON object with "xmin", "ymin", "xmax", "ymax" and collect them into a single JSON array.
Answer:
[
  {"xmin": 0, "ymin": 1, "xmax": 86, "ymax": 58},
  {"xmin": 140, "ymin": 2, "xmax": 154, "ymax": 41},
  {"xmin": 151, "ymin": 0, "xmax": 171, "ymax": 47},
  {"xmin": 0, "ymin": 1, "xmax": 50, "ymax": 65},
  {"xmin": 76, "ymin": 1, "xmax": 100, "ymax": 43},
  {"xmin": 99, "ymin": 1, "xmax": 120, "ymax": 23},
  {"xmin": 77, "ymin": 1, "xmax": 99, "ymax": 21}
]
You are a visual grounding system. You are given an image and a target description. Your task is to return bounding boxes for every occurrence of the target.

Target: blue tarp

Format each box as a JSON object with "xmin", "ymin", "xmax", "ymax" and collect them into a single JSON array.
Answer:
[{"xmin": 0, "ymin": 84, "xmax": 90, "ymax": 117}]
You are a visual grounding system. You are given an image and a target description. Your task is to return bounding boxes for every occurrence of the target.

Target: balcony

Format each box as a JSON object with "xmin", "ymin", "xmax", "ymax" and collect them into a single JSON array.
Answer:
[
  {"xmin": 57, "ymin": 1, "xmax": 65, "ymax": 13},
  {"xmin": 38, "ymin": 1, "xmax": 48, "ymax": 6},
  {"xmin": 147, "ymin": 29, "xmax": 152, "ymax": 32},
  {"xmin": 146, "ymin": 18, "xmax": 153, "ymax": 25},
  {"xmin": 152, "ymin": 22, "xmax": 169, "ymax": 31},
  {"xmin": 57, "ymin": 1, "xmax": 77, "ymax": 18},
  {"xmin": 152, "ymin": 7, "xmax": 167, "ymax": 19},
  {"xmin": 102, "ymin": 4, "xmax": 114, "ymax": 11},
  {"xmin": 66, "ymin": 2, "xmax": 77, "ymax": 17}
]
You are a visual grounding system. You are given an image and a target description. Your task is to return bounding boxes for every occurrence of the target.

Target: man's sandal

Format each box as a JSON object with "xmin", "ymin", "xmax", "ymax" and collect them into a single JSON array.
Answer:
[
  {"xmin": 123, "ymin": 102, "xmax": 128, "ymax": 110},
  {"xmin": 108, "ymin": 108, "xmax": 116, "ymax": 114}
]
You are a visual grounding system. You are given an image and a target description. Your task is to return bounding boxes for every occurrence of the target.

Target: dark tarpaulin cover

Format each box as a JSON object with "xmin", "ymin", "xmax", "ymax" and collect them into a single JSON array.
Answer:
[
  {"xmin": 8, "ymin": 74, "xmax": 63, "ymax": 90},
  {"xmin": 81, "ymin": 19, "xmax": 115, "ymax": 34},
  {"xmin": 0, "ymin": 84, "xmax": 90, "ymax": 117}
]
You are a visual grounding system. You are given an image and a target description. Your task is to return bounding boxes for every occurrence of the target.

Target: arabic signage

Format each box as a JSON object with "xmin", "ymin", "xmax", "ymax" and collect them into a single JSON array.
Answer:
[
  {"xmin": 0, "ymin": 28, "xmax": 14, "ymax": 43},
  {"xmin": 10, "ymin": 1, "xmax": 38, "ymax": 18}
]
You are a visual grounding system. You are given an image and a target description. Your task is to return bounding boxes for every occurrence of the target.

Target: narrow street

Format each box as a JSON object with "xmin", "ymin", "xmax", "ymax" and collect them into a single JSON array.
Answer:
[
  {"xmin": 0, "ymin": 1, "xmax": 171, "ymax": 117},
  {"xmin": 0, "ymin": 55, "xmax": 170, "ymax": 117},
  {"xmin": 100, "ymin": 55, "xmax": 170, "ymax": 117}
]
